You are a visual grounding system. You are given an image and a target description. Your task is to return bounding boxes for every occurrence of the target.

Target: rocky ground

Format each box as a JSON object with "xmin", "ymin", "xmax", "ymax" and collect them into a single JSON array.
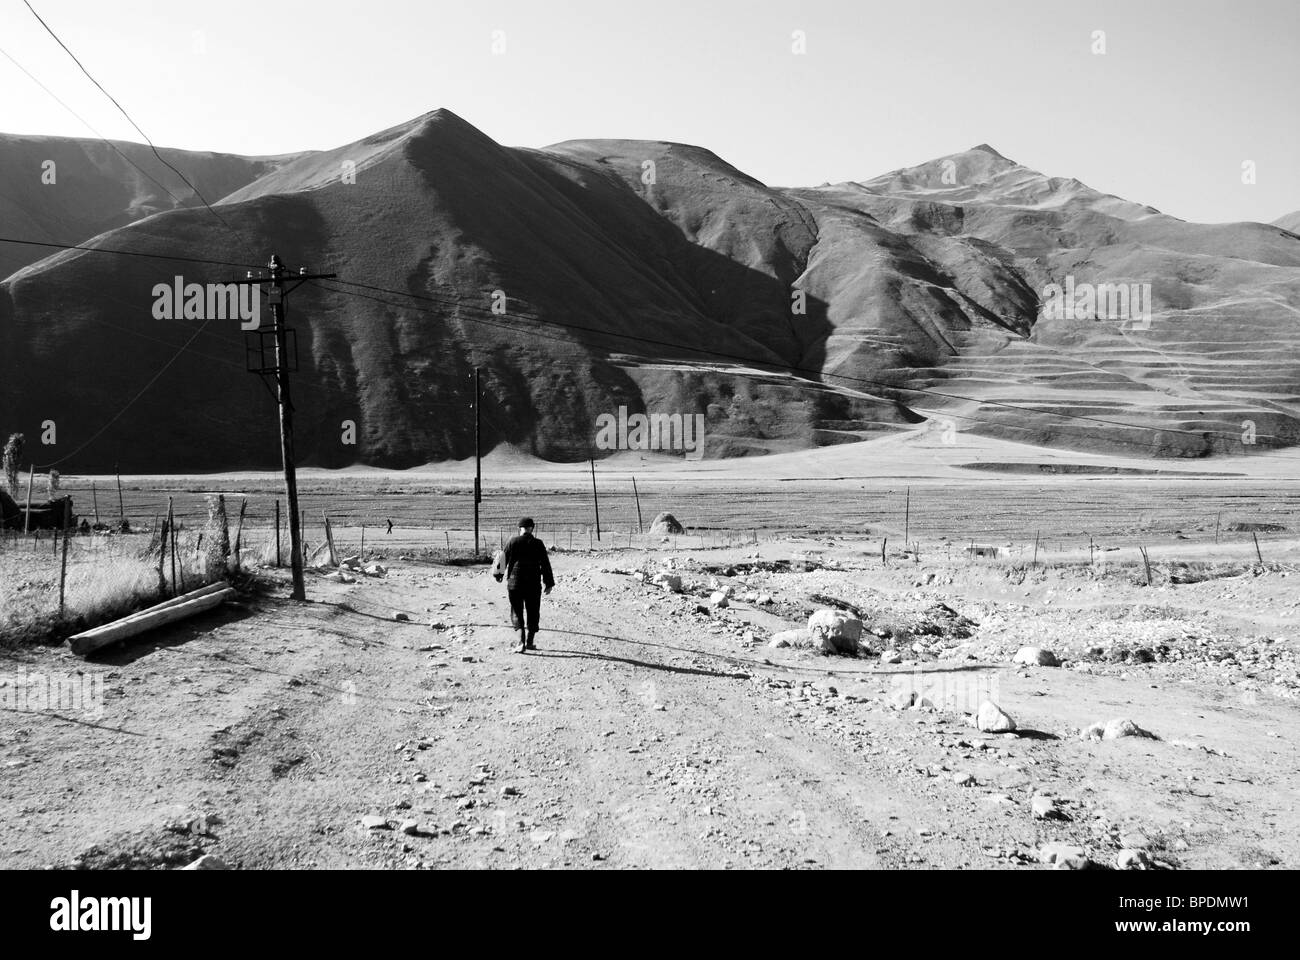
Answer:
[{"xmin": 1, "ymin": 536, "xmax": 1297, "ymax": 870}]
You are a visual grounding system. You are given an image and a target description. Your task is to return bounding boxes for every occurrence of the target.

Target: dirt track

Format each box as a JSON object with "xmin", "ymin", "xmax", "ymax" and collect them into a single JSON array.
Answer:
[{"xmin": 2, "ymin": 538, "xmax": 1297, "ymax": 870}]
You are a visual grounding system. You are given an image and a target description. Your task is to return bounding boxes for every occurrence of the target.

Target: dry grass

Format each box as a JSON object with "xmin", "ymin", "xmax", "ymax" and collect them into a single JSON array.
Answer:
[{"xmin": 0, "ymin": 529, "xmax": 234, "ymax": 648}]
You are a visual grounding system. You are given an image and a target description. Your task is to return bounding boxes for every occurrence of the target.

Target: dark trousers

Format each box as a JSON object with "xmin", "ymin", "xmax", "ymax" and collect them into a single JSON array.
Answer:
[{"xmin": 508, "ymin": 587, "xmax": 542, "ymax": 635}]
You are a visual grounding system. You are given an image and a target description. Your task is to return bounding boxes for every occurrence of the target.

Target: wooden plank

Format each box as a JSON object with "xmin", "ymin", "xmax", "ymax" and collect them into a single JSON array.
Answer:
[{"xmin": 69, "ymin": 587, "xmax": 236, "ymax": 657}]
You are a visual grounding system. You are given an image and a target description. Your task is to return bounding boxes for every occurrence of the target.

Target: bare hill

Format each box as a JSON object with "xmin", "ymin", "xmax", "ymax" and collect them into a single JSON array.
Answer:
[
  {"xmin": 2, "ymin": 114, "xmax": 1298, "ymax": 471},
  {"xmin": 0, "ymin": 132, "xmax": 305, "ymax": 280}
]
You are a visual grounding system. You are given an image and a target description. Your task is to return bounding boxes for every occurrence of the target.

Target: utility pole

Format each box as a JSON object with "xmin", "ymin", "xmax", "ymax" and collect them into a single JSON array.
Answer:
[
  {"xmin": 233, "ymin": 254, "xmax": 336, "ymax": 601},
  {"xmin": 590, "ymin": 458, "xmax": 601, "ymax": 540},
  {"xmin": 474, "ymin": 366, "xmax": 481, "ymax": 557}
]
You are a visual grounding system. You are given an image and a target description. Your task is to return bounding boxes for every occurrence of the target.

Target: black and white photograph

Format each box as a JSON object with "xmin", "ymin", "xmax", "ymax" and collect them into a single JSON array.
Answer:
[{"xmin": 0, "ymin": 0, "xmax": 1294, "ymax": 941}]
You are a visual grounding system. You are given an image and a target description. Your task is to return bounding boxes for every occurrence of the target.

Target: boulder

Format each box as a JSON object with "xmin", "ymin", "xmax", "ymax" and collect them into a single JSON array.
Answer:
[
  {"xmin": 880, "ymin": 649, "xmax": 903, "ymax": 665},
  {"xmin": 655, "ymin": 574, "xmax": 683, "ymax": 593},
  {"xmin": 709, "ymin": 591, "xmax": 730, "ymax": 609},
  {"xmin": 1083, "ymin": 718, "xmax": 1158, "ymax": 741},
  {"xmin": 807, "ymin": 609, "xmax": 863, "ymax": 655},
  {"xmin": 1013, "ymin": 646, "xmax": 1060, "ymax": 667},
  {"xmin": 767, "ymin": 629, "xmax": 809, "ymax": 649},
  {"xmin": 976, "ymin": 701, "xmax": 1017, "ymax": 733},
  {"xmin": 649, "ymin": 513, "xmax": 684, "ymax": 535}
]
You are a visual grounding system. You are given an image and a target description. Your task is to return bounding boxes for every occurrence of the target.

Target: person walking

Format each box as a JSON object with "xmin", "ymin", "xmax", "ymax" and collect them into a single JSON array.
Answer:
[{"xmin": 495, "ymin": 517, "xmax": 554, "ymax": 653}]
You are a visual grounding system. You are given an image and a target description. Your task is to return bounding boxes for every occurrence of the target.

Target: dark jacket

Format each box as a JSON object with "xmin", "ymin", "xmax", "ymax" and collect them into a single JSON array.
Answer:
[{"xmin": 503, "ymin": 533, "xmax": 554, "ymax": 592}]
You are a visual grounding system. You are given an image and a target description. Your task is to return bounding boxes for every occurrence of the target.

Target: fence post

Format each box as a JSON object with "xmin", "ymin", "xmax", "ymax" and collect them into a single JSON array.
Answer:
[
  {"xmin": 1252, "ymin": 532, "xmax": 1263, "ymax": 564},
  {"xmin": 233, "ymin": 499, "xmax": 247, "ymax": 573},
  {"xmin": 275, "ymin": 499, "xmax": 282, "ymax": 567},
  {"xmin": 58, "ymin": 526, "xmax": 70, "ymax": 618}
]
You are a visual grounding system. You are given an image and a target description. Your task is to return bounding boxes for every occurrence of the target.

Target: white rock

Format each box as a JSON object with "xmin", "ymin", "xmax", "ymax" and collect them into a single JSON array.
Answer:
[
  {"xmin": 1039, "ymin": 843, "xmax": 1090, "ymax": 869},
  {"xmin": 1116, "ymin": 848, "xmax": 1151, "ymax": 870},
  {"xmin": 181, "ymin": 854, "xmax": 229, "ymax": 870},
  {"xmin": 807, "ymin": 609, "xmax": 863, "ymax": 655},
  {"xmin": 709, "ymin": 591, "xmax": 730, "ymax": 608},
  {"xmin": 767, "ymin": 629, "xmax": 808, "ymax": 649},
  {"xmin": 1031, "ymin": 794, "xmax": 1065, "ymax": 820},
  {"xmin": 1083, "ymin": 718, "xmax": 1158, "ymax": 741},
  {"xmin": 976, "ymin": 701, "xmax": 1017, "ymax": 733},
  {"xmin": 1013, "ymin": 646, "xmax": 1060, "ymax": 667},
  {"xmin": 361, "ymin": 815, "xmax": 390, "ymax": 830},
  {"xmin": 889, "ymin": 688, "xmax": 916, "ymax": 710},
  {"xmin": 880, "ymin": 649, "xmax": 903, "ymax": 665}
]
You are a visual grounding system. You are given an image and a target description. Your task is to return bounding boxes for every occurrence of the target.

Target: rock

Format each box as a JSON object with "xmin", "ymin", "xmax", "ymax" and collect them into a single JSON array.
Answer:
[
  {"xmin": 976, "ymin": 701, "xmax": 1016, "ymax": 733},
  {"xmin": 181, "ymin": 854, "xmax": 229, "ymax": 870},
  {"xmin": 952, "ymin": 771, "xmax": 977, "ymax": 787},
  {"xmin": 807, "ymin": 609, "xmax": 863, "ymax": 655},
  {"xmin": 658, "ymin": 575, "xmax": 683, "ymax": 593},
  {"xmin": 1116, "ymin": 848, "xmax": 1152, "ymax": 870},
  {"xmin": 709, "ymin": 591, "xmax": 730, "ymax": 609},
  {"xmin": 394, "ymin": 612, "xmax": 411, "ymax": 622},
  {"xmin": 1083, "ymin": 718, "xmax": 1158, "ymax": 741},
  {"xmin": 1039, "ymin": 843, "xmax": 1091, "ymax": 869},
  {"xmin": 880, "ymin": 649, "xmax": 903, "ymax": 665},
  {"xmin": 1031, "ymin": 795, "xmax": 1066, "ymax": 820},
  {"xmin": 649, "ymin": 513, "xmax": 684, "ymax": 535},
  {"xmin": 500, "ymin": 786, "xmax": 520, "ymax": 797},
  {"xmin": 1013, "ymin": 646, "xmax": 1060, "ymax": 667},
  {"xmin": 756, "ymin": 593, "xmax": 773, "ymax": 605},
  {"xmin": 768, "ymin": 629, "xmax": 809, "ymax": 649},
  {"xmin": 327, "ymin": 570, "xmax": 357, "ymax": 583},
  {"xmin": 399, "ymin": 819, "xmax": 420, "ymax": 835},
  {"xmin": 889, "ymin": 688, "xmax": 916, "ymax": 710},
  {"xmin": 1119, "ymin": 832, "xmax": 1151, "ymax": 849},
  {"xmin": 1131, "ymin": 648, "xmax": 1155, "ymax": 664},
  {"xmin": 361, "ymin": 815, "xmax": 390, "ymax": 830},
  {"xmin": 362, "ymin": 562, "xmax": 387, "ymax": 577}
]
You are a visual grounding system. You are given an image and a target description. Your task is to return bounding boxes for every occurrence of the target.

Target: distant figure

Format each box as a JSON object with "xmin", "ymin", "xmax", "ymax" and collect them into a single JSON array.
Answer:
[
  {"xmin": 385, "ymin": 518, "xmax": 393, "ymax": 535},
  {"xmin": 496, "ymin": 517, "xmax": 554, "ymax": 653}
]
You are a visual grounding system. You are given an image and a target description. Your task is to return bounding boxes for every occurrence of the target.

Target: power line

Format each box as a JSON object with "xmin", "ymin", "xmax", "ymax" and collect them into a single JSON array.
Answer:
[
  {"xmin": 20, "ymin": 0, "xmax": 251, "ymax": 247},
  {"xmin": 0, "ymin": 235, "xmax": 262, "ymax": 271},
  {"xmin": 0, "ymin": 43, "xmax": 194, "ymax": 215},
  {"xmin": 33, "ymin": 317, "xmax": 217, "ymax": 469}
]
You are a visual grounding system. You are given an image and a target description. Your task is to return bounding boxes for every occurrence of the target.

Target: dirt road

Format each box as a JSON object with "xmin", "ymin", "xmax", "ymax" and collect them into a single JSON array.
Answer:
[{"xmin": 2, "ymin": 539, "xmax": 1297, "ymax": 870}]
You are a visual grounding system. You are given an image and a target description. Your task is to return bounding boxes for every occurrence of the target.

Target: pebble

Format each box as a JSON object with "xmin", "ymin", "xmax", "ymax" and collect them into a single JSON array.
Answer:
[{"xmin": 361, "ymin": 815, "xmax": 390, "ymax": 830}]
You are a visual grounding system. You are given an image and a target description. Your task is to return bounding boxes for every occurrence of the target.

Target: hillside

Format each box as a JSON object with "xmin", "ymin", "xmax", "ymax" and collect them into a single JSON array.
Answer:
[
  {"xmin": 2, "ymin": 113, "xmax": 1299, "ymax": 471},
  {"xmin": 0, "ymin": 132, "xmax": 305, "ymax": 281}
]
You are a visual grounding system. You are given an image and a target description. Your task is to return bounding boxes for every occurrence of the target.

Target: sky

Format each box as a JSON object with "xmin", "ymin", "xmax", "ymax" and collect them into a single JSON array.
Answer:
[{"xmin": 1, "ymin": 0, "xmax": 1297, "ymax": 224}]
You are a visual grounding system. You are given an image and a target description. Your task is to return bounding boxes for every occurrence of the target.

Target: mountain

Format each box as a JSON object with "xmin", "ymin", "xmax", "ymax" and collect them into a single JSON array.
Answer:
[
  {"xmin": 0, "ymin": 133, "xmax": 305, "ymax": 280},
  {"xmin": 1276, "ymin": 211, "xmax": 1300, "ymax": 234},
  {"xmin": 2, "ymin": 113, "xmax": 1299, "ymax": 472}
]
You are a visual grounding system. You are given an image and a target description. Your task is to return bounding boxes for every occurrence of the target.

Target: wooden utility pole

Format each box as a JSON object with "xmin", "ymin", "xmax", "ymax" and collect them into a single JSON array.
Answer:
[
  {"xmin": 233, "ymin": 254, "xmax": 335, "ymax": 601},
  {"xmin": 474, "ymin": 366, "xmax": 482, "ymax": 557},
  {"xmin": 115, "ymin": 464, "xmax": 125, "ymax": 529},
  {"xmin": 23, "ymin": 465, "xmax": 33, "ymax": 535},
  {"xmin": 590, "ymin": 459, "xmax": 601, "ymax": 540}
]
